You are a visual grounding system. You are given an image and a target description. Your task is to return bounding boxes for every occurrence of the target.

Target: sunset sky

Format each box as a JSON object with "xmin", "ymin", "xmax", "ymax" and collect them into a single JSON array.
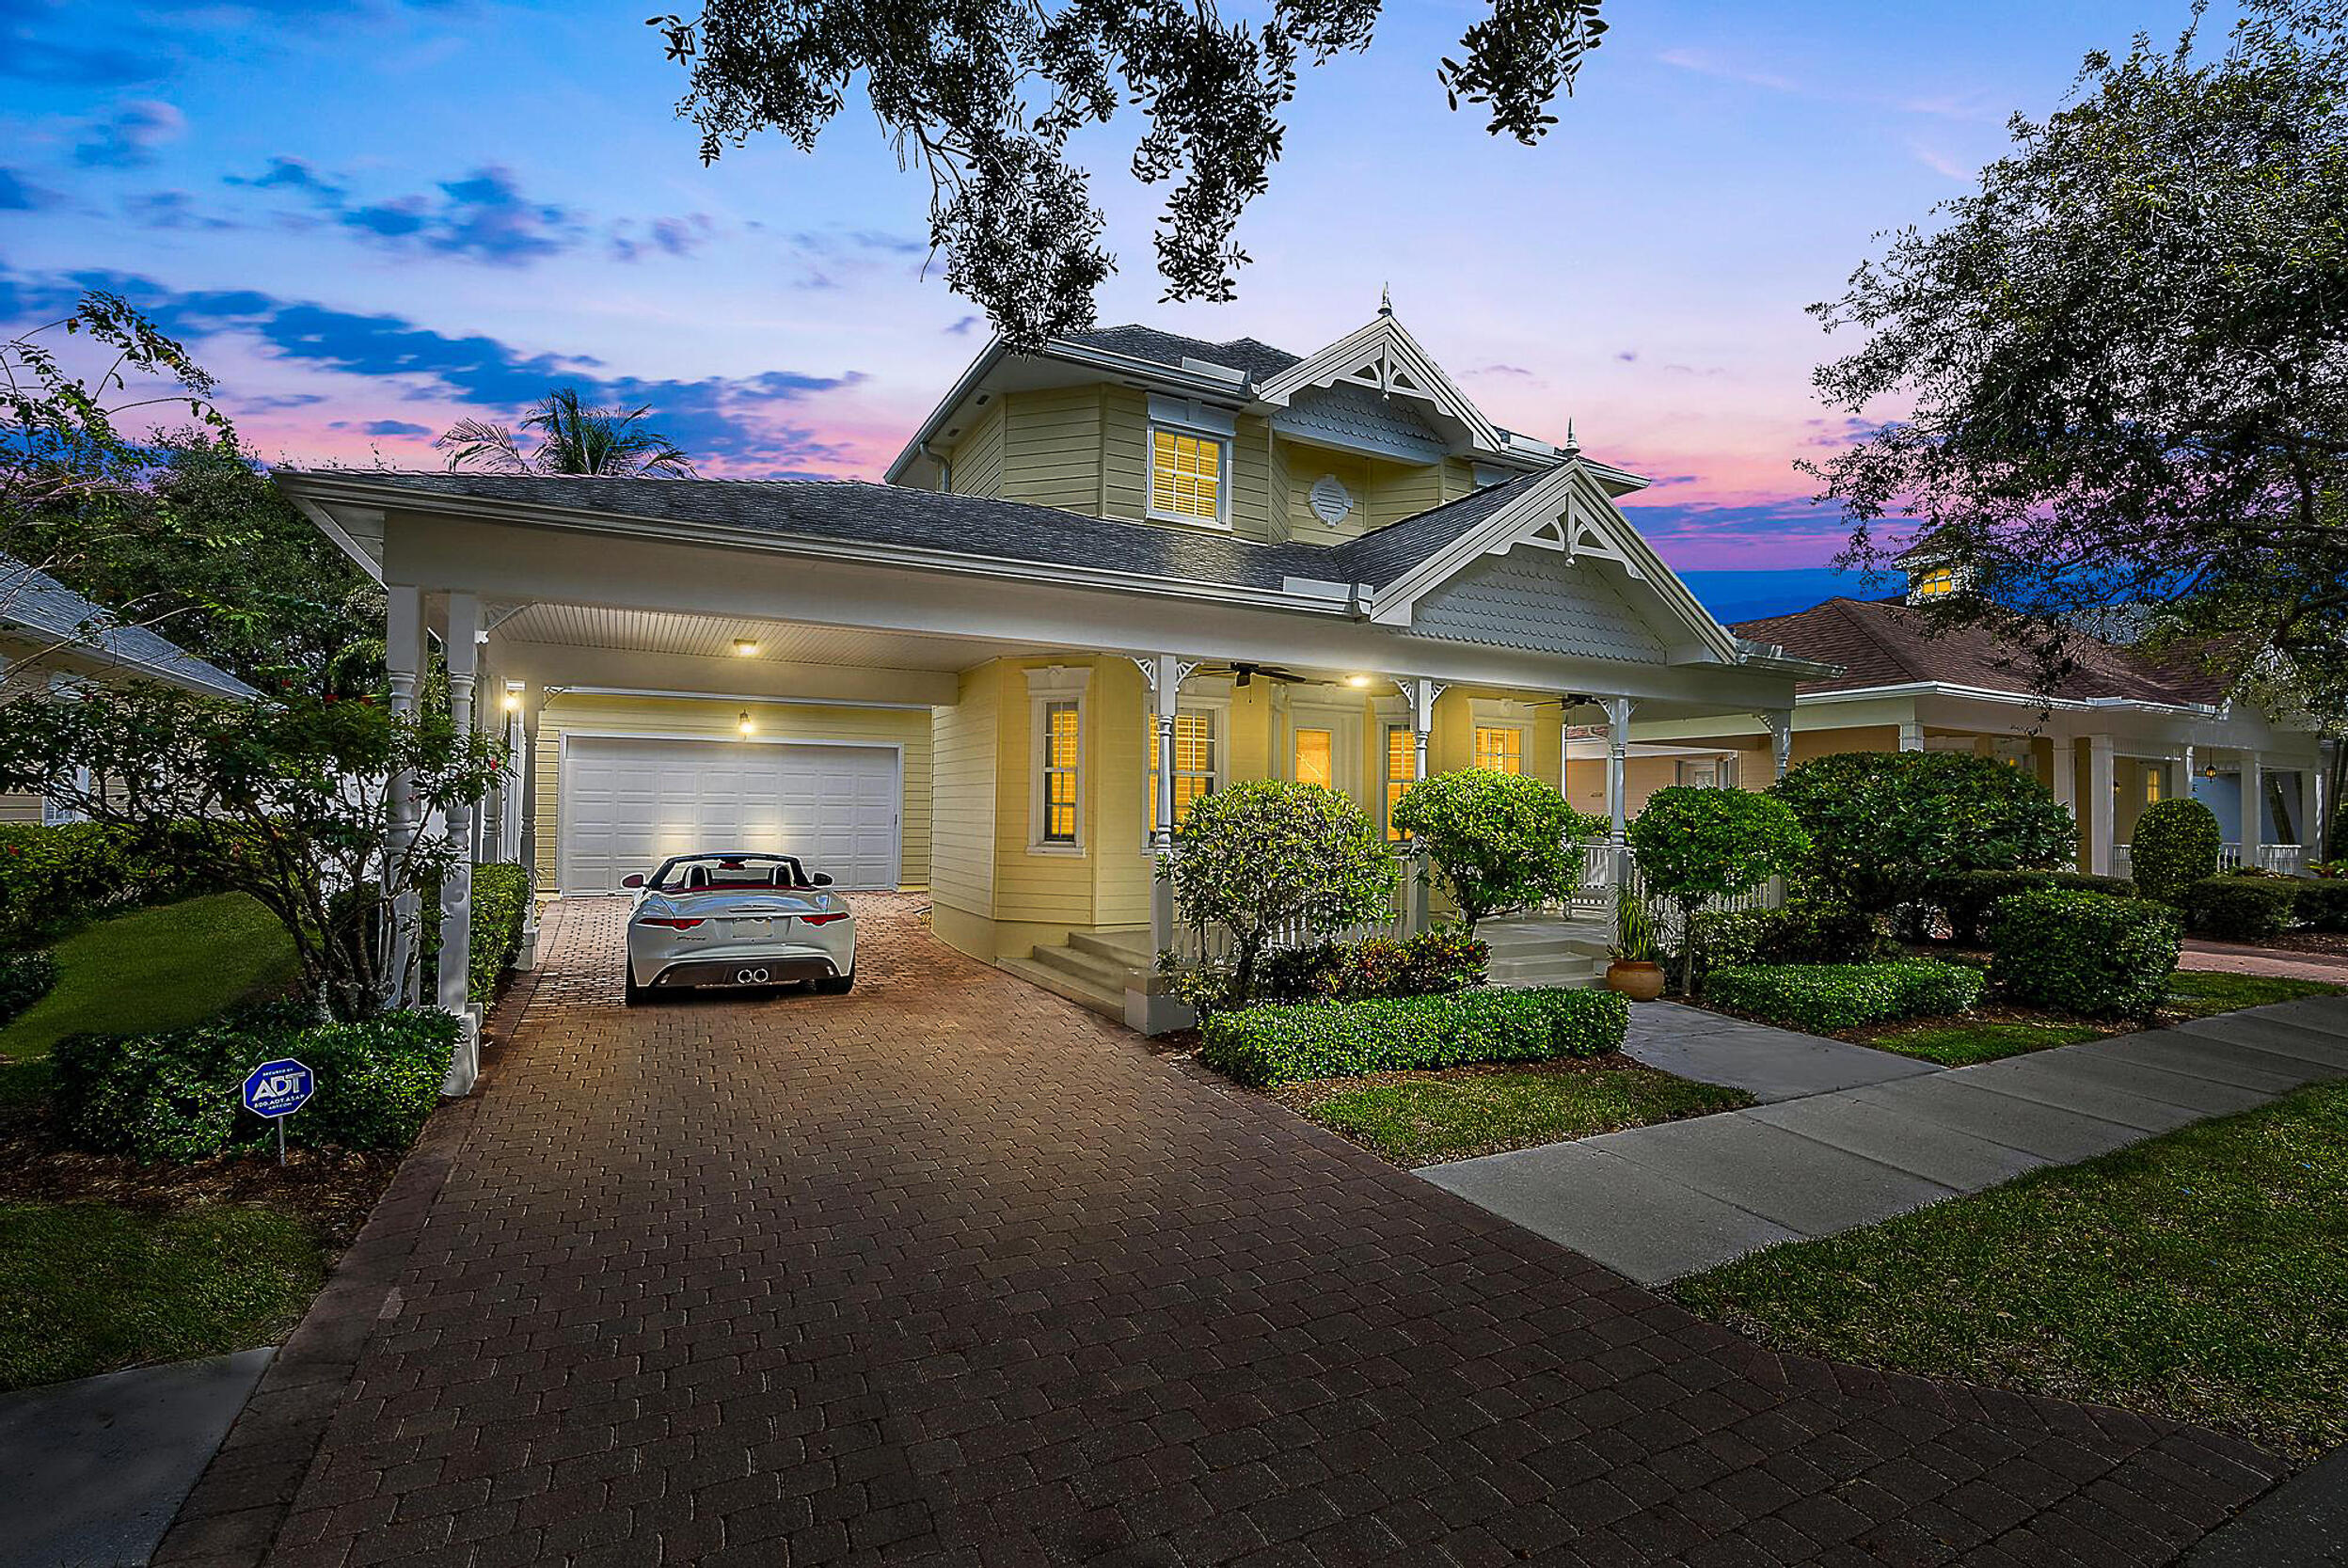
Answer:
[{"xmin": 0, "ymin": 0, "xmax": 2201, "ymax": 619}]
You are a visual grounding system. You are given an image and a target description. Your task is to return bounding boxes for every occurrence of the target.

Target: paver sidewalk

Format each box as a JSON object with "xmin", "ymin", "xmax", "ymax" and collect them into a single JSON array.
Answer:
[
  {"xmin": 155, "ymin": 898, "xmax": 2291, "ymax": 1566},
  {"xmin": 1427, "ymin": 997, "xmax": 2348, "ymax": 1284}
]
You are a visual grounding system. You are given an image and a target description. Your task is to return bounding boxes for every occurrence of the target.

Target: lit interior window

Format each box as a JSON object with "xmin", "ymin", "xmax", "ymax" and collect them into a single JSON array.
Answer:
[
  {"xmin": 1150, "ymin": 428, "xmax": 1224, "ymax": 522},
  {"xmin": 1474, "ymin": 725, "xmax": 1523, "ymax": 774},
  {"xmin": 1294, "ymin": 728, "xmax": 1333, "ymax": 789},
  {"xmin": 1041, "ymin": 701, "xmax": 1080, "ymax": 844},
  {"xmin": 1912, "ymin": 566, "xmax": 1957, "ymax": 599},
  {"xmin": 1148, "ymin": 710, "xmax": 1218, "ymax": 826},
  {"xmin": 1385, "ymin": 724, "xmax": 1415, "ymax": 838}
]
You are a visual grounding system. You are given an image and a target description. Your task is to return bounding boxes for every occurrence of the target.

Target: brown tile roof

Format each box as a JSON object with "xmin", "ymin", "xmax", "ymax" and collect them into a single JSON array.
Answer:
[{"xmin": 1729, "ymin": 596, "xmax": 2231, "ymax": 706}]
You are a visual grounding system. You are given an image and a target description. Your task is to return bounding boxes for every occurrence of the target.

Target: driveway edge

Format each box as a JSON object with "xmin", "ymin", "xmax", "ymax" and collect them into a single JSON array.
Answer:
[{"xmin": 148, "ymin": 970, "xmax": 541, "ymax": 1568}]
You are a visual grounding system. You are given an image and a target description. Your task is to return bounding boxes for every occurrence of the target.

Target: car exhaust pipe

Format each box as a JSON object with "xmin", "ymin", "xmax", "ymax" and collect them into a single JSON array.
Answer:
[{"xmin": 737, "ymin": 967, "xmax": 769, "ymax": 984}]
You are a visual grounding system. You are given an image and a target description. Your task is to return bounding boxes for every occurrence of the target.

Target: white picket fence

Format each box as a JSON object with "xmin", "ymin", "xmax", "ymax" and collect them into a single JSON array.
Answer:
[{"xmin": 2115, "ymin": 842, "xmax": 2308, "ymax": 879}]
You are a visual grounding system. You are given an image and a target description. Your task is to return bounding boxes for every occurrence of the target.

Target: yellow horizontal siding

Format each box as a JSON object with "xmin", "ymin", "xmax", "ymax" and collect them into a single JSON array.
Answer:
[{"xmin": 930, "ymin": 664, "xmax": 999, "ymax": 918}]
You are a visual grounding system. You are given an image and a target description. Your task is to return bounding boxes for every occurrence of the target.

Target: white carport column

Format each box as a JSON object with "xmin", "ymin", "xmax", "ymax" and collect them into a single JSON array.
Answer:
[
  {"xmin": 2304, "ymin": 764, "xmax": 2325, "ymax": 861},
  {"xmin": 1898, "ymin": 721, "xmax": 1925, "ymax": 752},
  {"xmin": 1755, "ymin": 709, "xmax": 1794, "ymax": 783},
  {"xmin": 2087, "ymin": 735, "xmax": 2117, "ymax": 876},
  {"xmin": 1601, "ymin": 696, "xmax": 1636, "ymax": 887},
  {"xmin": 500, "ymin": 682, "xmax": 525, "ymax": 863},
  {"xmin": 437, "ymin": 592, "xmax": 481, "ymax": 1097},
  {"xmin": 384, "ymin": 585, "xmax": 425, "ymax": 1009},
  {"xmin": 2241, "ymin": 752, "xmax": 2264, "ymax": 869},
  {"xmin": 1397, "ymin": 677, "xmax": 1446, "ymax": 935}
]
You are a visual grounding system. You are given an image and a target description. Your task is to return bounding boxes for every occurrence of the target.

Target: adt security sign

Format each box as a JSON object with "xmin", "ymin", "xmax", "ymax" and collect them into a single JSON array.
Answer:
[{"xmin": 244, "ymin": 1058, "xmax": 314, "ymax": 1164}]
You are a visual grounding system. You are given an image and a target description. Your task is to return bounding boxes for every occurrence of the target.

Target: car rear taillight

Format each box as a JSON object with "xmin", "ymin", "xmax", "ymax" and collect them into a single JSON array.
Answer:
[
  {"xmin": 797, "ymin": 912, "xmax": 850, "ymax": 927},
  {"xmin": 637, "ymin": 917, "xmax": 706, "ymax": 929}
]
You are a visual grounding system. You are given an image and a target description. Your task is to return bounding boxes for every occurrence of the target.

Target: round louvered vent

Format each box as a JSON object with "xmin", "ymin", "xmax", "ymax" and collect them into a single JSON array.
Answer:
[{"xmin": 1309, "ymin": 474, "xmax": 1354, "ymax": 525}]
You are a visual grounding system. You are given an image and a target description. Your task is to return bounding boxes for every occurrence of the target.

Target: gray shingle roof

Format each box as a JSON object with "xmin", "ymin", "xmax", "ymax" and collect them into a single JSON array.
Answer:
[
  {"xmin": 0, "ymin": 554, "xmax": 258, "ymax": 699},
  {"xmin": 1057, "ymin": 325, "xmax": 1302, "ymax": 384},
  {"xmin": 282, "ymin": 469, "xmax": 1542, "ymax": 597}
]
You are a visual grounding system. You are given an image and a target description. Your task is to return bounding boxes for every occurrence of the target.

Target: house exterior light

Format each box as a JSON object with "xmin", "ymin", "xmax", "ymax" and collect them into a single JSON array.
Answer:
[
  {"xmin": 733, "ymin": 638, "xmax": 760, "ymax": 657},
  {"xmin": 738, "ymin": 711, "xmax": 755, "ymax": 736}
]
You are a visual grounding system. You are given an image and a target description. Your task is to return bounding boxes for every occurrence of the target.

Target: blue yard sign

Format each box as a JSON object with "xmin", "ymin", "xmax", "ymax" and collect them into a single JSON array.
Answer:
[{"xmin": 243, "ymin": 1058, "xmax": 314, "ymax": 1164}]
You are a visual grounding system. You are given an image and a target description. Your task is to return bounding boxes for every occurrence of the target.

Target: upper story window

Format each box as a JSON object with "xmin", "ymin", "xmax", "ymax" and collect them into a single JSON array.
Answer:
[
  {"xmin": 1146, "ymin": 394, "xmax": 1237, "ymax": 530},
  {"xmin": 1150, "ymin": 428, "xmax": 1227, "ymax": 525},
  {"xmin": 1911, "ymin": 566, "xmax": 1957, "ymax": 600}
]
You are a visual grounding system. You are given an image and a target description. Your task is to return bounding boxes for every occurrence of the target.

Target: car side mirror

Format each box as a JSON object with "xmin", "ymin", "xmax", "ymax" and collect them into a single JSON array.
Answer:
[
  {"xmin": 621, "ymin": 874, "xmax": 644, "ymax": 889},
  {"xmin": 812, "ymin": 873, "xmax": 833, "ymax": 887}
]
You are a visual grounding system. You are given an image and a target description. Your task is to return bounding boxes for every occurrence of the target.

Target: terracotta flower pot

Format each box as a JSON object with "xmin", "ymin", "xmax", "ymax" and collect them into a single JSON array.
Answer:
[{"xmin": 1605, "ymin": 960, "xmax": 1666, "ymax": 1002}]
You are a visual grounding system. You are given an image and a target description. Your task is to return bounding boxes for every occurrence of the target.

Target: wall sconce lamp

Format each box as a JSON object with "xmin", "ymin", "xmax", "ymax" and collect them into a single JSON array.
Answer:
[{"xmin": 738, "ymin": 711, "xmax": 756, "ymax": 736}]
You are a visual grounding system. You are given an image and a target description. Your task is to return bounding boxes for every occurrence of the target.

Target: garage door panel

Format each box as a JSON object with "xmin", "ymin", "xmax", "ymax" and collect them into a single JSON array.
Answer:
[{"xmin": 563, "ymin": 736, "xmax": 901, "ymax": 894}]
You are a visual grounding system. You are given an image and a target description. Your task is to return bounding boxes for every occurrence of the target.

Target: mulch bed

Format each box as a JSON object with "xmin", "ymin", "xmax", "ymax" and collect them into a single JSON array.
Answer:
[{"xmin": 0, "ymin": 1089, "xmax": 400, "ymax": 1255}]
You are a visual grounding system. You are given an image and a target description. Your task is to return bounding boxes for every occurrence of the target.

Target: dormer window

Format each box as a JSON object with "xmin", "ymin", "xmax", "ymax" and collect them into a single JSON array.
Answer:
[
  {"xmin": 1911, "ymin": 566, "xmax": 1958, "ymax": 601},
  {"xmin": 1146, "ymin": 394, "xmax": 1236, "ymax": 529}
]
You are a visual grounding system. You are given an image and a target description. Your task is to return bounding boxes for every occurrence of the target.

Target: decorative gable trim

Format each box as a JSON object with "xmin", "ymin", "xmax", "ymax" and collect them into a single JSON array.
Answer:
[
  {"xmin": 1254, "ymin": 313, "xmax": 1505, "ymax": 455},
  {"xmin": 1364, "ymin": 460, "xmax": 1741, "ymax": 666}
]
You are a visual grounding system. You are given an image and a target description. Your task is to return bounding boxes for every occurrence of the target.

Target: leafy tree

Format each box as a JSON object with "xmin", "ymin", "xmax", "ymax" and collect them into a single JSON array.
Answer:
[
  {"xmin": 25, "ymin": 428, "xmax": 383, "ymax": 694},
  {"xmin": 0, "ymin": 685, "xmax": 501, "ymax": 1022},
  {"xmin": 1626, "ymin": 786, "xmax": 1811, "ymax": 993},
  {"xmin": 1391, "ymin": 768, "xmax": 1605, "ymax": 932},
  {"xmin": 2, "ymin": 292, "xmax": 235, "ymax": 685},
  {"xmin": 436, "ymin": 388, "xmax": 697, "ymax": 478},
  {"xmin": 1769, "ymin": 752, "xmax": 2074, "ymax": 917},
  {"xmin": 1806, "ymin": 0, "xmax": 2348, "ymax": 724},
  {"xmin": 648, "ymin": 1, "xmax": 1608, "ymax": 347},
  {"xmin": 2130, "ymin": 797, "xmax": 2223, "ymax": 904},
  {"xmin": 1166, "ymin": 779, "xmax": 1397, "ymax": 1008}
]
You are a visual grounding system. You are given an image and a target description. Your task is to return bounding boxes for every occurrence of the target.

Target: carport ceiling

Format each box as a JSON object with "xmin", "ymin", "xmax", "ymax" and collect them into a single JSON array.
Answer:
[{"xmin": 490, "ymin": 603, "xmax": 1043, "ymax": 673}]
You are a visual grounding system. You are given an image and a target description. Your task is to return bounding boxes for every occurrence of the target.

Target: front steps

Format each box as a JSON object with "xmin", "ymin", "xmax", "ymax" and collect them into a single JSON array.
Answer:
[
  {"xmin": 1477, "ymin": 915, "xmax": 1612, "ymax": 990},
  {"xmin": 1000, "ymin": 928, "xmax": 1151, "ymax": 1021}
]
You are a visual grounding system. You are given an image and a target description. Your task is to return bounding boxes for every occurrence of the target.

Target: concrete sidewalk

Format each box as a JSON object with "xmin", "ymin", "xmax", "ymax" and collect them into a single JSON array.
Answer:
[
  {"xmin": 0, "ymin": 1348, "xmax": 272, "ymax": 1568},
  {"xmin": 1426, "ymin": 996, "xmax": 2348, "ymax": 1285}
]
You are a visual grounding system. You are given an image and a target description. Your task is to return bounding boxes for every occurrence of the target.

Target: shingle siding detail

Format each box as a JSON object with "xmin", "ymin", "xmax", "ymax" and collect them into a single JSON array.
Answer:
[
  {"xmin": 1410, "ymin": 551, "xmax": 1669, "ymax": 663},
  {"xmin": 1271, "ymin": 383, "xmax": 1448, "ymax": 465}
]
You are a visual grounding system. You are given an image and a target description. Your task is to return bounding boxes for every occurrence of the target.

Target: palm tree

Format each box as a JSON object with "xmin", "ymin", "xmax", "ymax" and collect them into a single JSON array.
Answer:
[{"xmin": 435, "ymin": 388, "xmax": 696, "ymax": 478}]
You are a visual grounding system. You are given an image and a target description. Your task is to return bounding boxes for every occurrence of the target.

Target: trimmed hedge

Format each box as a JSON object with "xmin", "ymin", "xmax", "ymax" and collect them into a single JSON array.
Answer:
[
  {"xmin": 0, "ymin": 949, "xmax": 58, "ymax": 1026},
  {"xmin": 1257, "ymin": 928, "xmax": 1487, "ymax": 1005},
  {"xmin": 52, "ymin": 1004, "xmax": 458, "ymax": 1163},
  {"xmin": 2295, "ymin": 880, "xmax": 2348, "ymax": 934},
  {"xmin": 1706, "ymin": 959, "xmax": 1985, "ymax": 1032},
  {"xmin": 0, "ymin": 822, "xmax": 202, "ymax": 948},
  {"xmin": 2184, "ymin": 874, "xmax": 2298, "ymax": 942},
  {"xmin": 1687, "ymin": 897, "xmax": 1886, "ymax": 981},
  {"xmin": 1934, "ymin": 869, "xmax": 2138, "ymax": 945},
  {"xmin": 2130, "ymin": 798, "xmax": 2223, "ymax": 904},
  {"xmin": 1988, "ymin": 889, "xmax": 2180, "ymax": 1021},
  {"xmin": 1198, "ymin": 987, "xmax": 1627, "ymax": 1088},
  {"xmin": 468, "ymin": 865, "xmax": 532, "ymax": 1004}
]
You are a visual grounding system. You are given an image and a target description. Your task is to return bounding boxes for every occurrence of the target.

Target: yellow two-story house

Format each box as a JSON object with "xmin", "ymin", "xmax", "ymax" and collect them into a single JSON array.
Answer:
[{"xmin": 282, "ymin": 305, "xmax": 1821, "ymax": 1050}]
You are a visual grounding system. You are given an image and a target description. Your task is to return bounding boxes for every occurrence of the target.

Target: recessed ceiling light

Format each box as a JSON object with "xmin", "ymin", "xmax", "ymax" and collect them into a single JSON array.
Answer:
[
  {"xmin": 733, "ymin": 639, "xmax": 760, "ymax": 657},
  {"xmin": 1346, "ymin": 674, "xmax": 1372, "ymax": 688}
]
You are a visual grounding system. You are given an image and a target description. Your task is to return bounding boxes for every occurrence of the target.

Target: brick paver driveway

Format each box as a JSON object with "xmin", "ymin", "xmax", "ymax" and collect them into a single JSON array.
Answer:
[{"xmin": 182, "ymin": 897, "xmax": 2283, "ymax": 1566}]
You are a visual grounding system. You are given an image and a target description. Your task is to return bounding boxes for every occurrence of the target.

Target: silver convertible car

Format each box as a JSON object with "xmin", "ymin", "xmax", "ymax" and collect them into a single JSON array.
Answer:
[{"xmin": 620, "ymin": 851, "xmax": 856, "ymax": 1004}]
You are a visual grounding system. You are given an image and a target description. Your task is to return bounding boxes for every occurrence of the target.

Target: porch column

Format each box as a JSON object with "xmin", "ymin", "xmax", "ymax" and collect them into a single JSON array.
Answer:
[
  {"xmin": 1398, "ymin": 677, "xmax": 1444, "ymax": 934},
  {"xmin": 1601, "ymin": 696, "xmax": 1635, "ymax": 886},
  {"xmin": 1148, "ymin": 654, "xmax": 1182, "ymax": 940},
  {"xmin": 1897, "ymin": 721, "xmax": 1925, "ymax": 752},
  {"xmin": 384, "ymin": 585, "xmax": 425, "ymax": 1009},
  {"xmin": 500, "ymin": 681, "xmax": 525, "ymax": 863},
  {"xmin": 2241, "ymin": 752, "xmax": 2263, "ymax": 868},
  {"xmin": 437, "ymin": 592, "xmax": 481, "ymax": 1097},
  {"xmin": 1755, "ymin": 709, "xmax": 1794, "ymax": 783},
  {"xmin": 2299, "ymin": 767, "xmax": 2320, "ymax": 853},
  {"xmin": 2087, "ymin": 734, "xmax": 2116, "ymax": 876}
]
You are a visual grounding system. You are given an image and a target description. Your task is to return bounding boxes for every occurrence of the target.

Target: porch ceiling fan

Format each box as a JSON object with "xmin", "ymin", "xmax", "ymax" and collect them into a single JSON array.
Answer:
[{"xmin": 1223, "ymin": 660, "xmax": 1314, "ymax": 688}]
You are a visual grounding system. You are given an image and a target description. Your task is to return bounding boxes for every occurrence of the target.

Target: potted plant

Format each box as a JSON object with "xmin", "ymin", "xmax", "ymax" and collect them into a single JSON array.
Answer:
[{"xmin": 1606, "ymin": 884, "xmax": 1666, "ymax": 1002}]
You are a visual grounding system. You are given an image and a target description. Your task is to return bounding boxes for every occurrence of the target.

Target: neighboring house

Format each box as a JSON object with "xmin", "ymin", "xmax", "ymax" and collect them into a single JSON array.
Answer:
[
  {"xmin": 277, "ymin": 304, "xmax": 1825, "ymax": 1056},
  {"xmin": 0, "ymin": 553, "xmax": 260, "ymax": 824},
  {"xmin": 1631, "ymin": 569, "xmax": 2327, "ymax": 878}
]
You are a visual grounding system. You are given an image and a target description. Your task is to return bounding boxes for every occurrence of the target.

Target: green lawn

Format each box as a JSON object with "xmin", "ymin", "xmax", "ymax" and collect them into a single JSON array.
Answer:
[
  {"xmin": 0, "ymin": 1200, "xmax": 327, "ymax": 1391},
  {"xmin": 0, "ymin": 894, "xmax": 298, "ymax": 1061},
  {"xmin": 2166, "ymin": 970, "xmax": 2344, "ymax": 1019},
  {"xmin": 1864, "ymin": 1020, "xmax": 2108, "ymax": 1067},
  {"xmin": 1300, "ymin": 1065, "xmax": 1753, "ymax": 1165},
  {"xmin": 1674, "ymin": 1080, "xmax": 2348, "ymax": 1462}
]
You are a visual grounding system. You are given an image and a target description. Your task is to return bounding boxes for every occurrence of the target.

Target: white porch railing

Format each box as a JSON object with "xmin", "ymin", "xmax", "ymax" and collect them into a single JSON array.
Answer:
[
  {"xmin": 1162, "ymin": 844, "xmax": 1415, "ymax": 969},
  {"xmin": 2116, "ymin": 842, "xmax": 2308, "ymax": 879}
]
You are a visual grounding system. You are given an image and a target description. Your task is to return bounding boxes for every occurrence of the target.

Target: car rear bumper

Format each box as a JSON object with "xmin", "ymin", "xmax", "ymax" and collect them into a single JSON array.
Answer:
[{"xmin": 647, "ymin": 954, "xmax": 844, "ymax": 989}]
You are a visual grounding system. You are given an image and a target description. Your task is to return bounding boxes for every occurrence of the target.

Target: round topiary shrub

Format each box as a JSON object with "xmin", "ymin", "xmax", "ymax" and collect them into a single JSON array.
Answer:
[
  {"xmin": 2130, "ymin": 798, "xmax": 2223, "ymax": 904},
  {"xmin": 1392, "ymin": 769, "xmax": 1606, "ymax": 931}
]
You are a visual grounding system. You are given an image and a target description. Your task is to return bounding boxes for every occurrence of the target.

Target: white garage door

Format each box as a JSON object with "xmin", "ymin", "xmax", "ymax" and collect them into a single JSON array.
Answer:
[{"xmin": 561, "ymin": 736, "xmax": 901, "ymax": 894}]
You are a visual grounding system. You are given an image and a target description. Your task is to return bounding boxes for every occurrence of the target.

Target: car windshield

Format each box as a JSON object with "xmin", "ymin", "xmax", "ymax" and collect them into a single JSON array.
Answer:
[{"xmin": 649, "ymin": 854, "xmax": 813, "ymax": 892}]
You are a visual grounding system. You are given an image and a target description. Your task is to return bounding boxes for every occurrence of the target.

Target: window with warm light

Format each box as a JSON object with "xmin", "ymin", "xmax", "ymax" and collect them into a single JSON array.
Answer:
[
  {"xmin": 1473, "ymin": 725, "xmax": 1523, "ymax": 774},
  {"xmin": 1149, "ymin": 427, "xmax": 1227, "ymax": 525},
  {"xmin": 1384, "ymin": 724, "xmax": 1415, "ymax": 838},
  {"xmin": 1911, "ymin": 566, "xmax": 1957, "ymax": 599},
  {"xmin": 2145, "ymin": 768, "xmax": 2163, "ymax": 804},
  {"xmin": 1293, "ymin": 728, "xmax": 1334, "ymax": 789},
  {"xmin": 1146, "ymin": 710, "xmax": 1219, "ymax": 828},
  {"xmin": 1040, "ymin": 701, "xmax": 1081, "ymax": 846}
]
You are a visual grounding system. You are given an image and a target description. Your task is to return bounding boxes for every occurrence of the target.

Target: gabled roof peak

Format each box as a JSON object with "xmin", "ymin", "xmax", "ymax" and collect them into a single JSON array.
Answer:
[{"xmin": 1254, "ymin": 309, "xmax": 1507, "ymax": 456}]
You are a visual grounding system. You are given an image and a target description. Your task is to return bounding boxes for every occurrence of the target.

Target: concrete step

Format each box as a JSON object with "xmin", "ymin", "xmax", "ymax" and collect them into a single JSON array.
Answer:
[
  {"xmin": 1027, "ymin": 942, "xmax": 1130, "ymax": 992},
  {"xmin": 999, "ymin": 955, "xmax": 1125, "ymax": 1021},
  {"xmin": 1069, "ymin": 928, "xmax": 1153, "ymax": 966},
  {"xmin": 1489, "ymin": 963, "xmax": 1608, "ymax": 991}
]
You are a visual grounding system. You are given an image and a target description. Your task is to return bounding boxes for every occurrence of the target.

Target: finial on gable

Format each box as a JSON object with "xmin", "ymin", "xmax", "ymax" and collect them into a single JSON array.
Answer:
[
  {"xmin": 1562, "ymin": 418, "xmax": 1579, "ymax": 456},
  {"xmin": 1378, "ymin": 283, "xmax": 1392, "ymax": 316}
]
